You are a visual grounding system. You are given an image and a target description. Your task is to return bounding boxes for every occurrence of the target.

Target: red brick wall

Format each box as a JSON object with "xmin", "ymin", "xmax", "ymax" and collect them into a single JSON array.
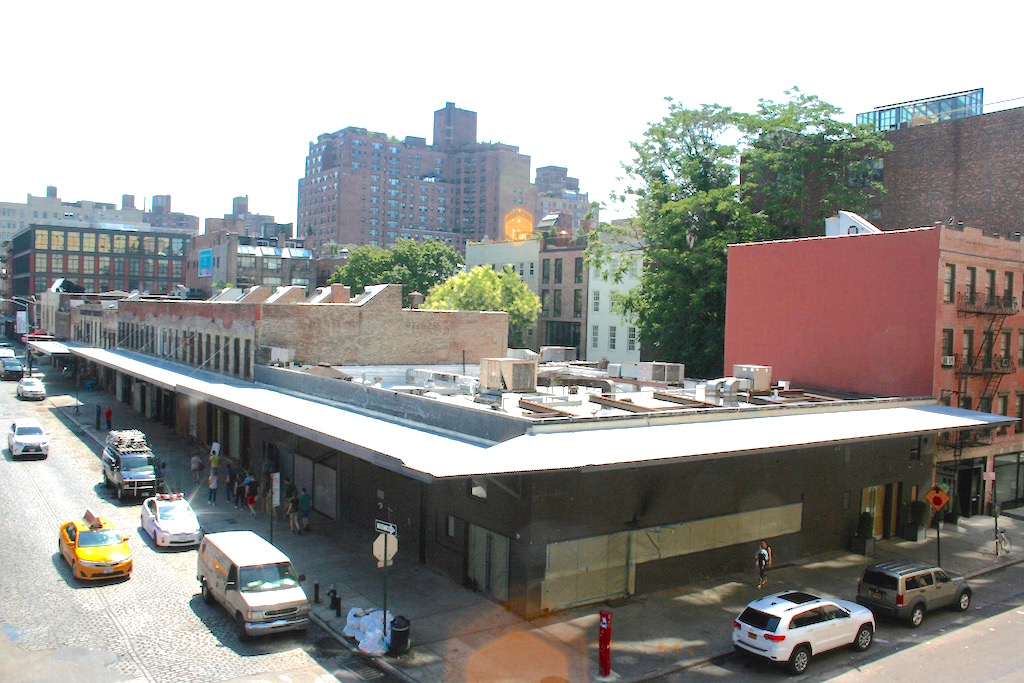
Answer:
[{"xmin": 725, "ymin": 228, "xmax": 941, "ymax": 395}]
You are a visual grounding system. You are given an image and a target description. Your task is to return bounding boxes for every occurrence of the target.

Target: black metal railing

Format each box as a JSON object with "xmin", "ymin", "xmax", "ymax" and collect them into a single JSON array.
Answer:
[{"xmin": 957, "ymin": 290, "xmax": 1018, "ymax": 315}]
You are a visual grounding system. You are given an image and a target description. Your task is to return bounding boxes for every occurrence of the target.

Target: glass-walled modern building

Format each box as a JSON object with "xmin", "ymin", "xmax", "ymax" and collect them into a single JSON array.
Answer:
[
  {"xmin": 857, "ymin": 88, "xmax": 983, "ymax": 131},
  {"xmin": 10, "ymin": 224, "xmax": 189, "ymax": 297}
]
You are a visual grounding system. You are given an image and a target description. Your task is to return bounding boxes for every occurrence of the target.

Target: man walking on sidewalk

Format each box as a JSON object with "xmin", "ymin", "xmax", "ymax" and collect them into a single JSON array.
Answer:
[
  {"xmin": 104, "ymin": 406, "xmax": 112, "ymax": 431},
  {"xmin": 208, "ymin": 470, "xmax": 219, "ymax": 505}
]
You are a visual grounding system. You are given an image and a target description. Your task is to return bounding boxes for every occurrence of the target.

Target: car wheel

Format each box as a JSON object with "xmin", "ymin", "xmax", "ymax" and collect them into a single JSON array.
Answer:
[
  {"xmin": 909, "ymin": 603, "xmax": 925, "ymax": 628},
  {"xmin": 117, "ymin": 485, "xmax": 125, "ymax": 501},
  {"xmin": 201, "ymin": 580, "xmax": 214, "ymax": 604},
  {"xmin": 787, "ymin": 644, "xmax": 811, "ymax": 675},
  {"xmin": 956, "ymin": 590, "xmax": 972, "ymax": 612},
  {"xmin": 853, "ymin": 624, "xmax": 873, "ymax": 651},
  {"xmin": 236, "ymin": 613, "xmax": 250, "ymax": 642},
  {"xmin": 103, "ymin": 472, "xmax": 111, "ymax": 488}
]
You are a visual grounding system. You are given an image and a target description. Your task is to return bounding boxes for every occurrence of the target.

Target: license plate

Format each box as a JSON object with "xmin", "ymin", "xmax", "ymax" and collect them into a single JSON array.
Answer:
[
  {"xmin": 872, "ymin": 591, "xmax": 883, "ymax": 600},
  {"xmin": 748, "ymin": 631, "xmax": 757, "ymax": 640},
  {"xmin": 104, "ymin": 567, "xmax": 114, "ymax": 574}
]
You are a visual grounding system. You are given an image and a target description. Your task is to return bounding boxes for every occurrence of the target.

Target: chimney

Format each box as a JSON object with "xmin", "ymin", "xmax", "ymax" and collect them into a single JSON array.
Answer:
[
  {"xmin": 330, "ymin": 283, "xmax": 351, "ymax": 303},
  {"xmin": 409, "ymin": 291, "xmax": 424, "ymax": 309}
]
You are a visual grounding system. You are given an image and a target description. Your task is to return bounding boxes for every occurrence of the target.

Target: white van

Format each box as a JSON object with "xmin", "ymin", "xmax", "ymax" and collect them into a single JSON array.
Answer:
[{"xmin": 197, "ymin": 531, "xmax": 310, "ymax": 640}]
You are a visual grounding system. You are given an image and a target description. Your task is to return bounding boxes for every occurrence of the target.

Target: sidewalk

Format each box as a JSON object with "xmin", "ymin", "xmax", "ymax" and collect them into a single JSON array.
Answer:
[{"xmin": 45, "ymin": 371, "xmax": 1024, "ymax": 683}]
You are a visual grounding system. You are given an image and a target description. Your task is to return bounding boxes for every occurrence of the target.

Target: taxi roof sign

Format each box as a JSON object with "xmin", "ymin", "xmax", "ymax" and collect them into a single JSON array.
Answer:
[{"xmin": 83, "ymin": 509, "xmax": 103, "ymax": 528}]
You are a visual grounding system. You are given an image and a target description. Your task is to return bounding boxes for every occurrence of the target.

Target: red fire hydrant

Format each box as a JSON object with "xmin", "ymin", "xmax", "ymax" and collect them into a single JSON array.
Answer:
[{"xmin": 598, "ymin": 610, "xmax": 612, "ymax": 677}]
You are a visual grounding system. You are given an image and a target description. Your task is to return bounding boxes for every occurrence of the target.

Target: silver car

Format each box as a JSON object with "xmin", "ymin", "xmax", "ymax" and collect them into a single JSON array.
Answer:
[
  {"xmin": 16, "ymin": 377, "xmax": 46, "ymax": 400},
  {"xmin": 856, "ymin": 559, "xmax": 971, "ymax": 627}
]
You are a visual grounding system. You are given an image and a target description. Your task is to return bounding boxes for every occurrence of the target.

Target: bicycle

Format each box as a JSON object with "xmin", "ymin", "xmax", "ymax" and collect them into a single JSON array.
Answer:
[{"xmin": 996, "ymin": 529, "xmax": 1011, "ymax": 555}]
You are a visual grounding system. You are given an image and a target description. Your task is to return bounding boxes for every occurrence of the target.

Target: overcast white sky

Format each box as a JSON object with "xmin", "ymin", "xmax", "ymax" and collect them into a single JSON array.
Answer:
[{"xmin": 3, "ymin": 1, "xmax": 1020, "ymax": 228}]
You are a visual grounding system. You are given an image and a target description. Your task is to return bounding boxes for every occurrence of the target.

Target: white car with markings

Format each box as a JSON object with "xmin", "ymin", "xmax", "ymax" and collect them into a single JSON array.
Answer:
[{"xmin": 140, "ymin": 493, "xmax": 202, "ymax": 547}]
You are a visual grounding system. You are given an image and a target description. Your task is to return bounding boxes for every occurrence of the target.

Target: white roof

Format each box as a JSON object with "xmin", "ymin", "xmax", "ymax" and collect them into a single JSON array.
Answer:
[
  {"xmin": 203, "ymin": 531, "xmax": 290, "ymax": 565},
  {"xmin": 28, "ymin": 340, "xmax": 71, "ymax": 355},
  {"xmin": 70, "ymin": 347, "xmax": 1014, "ymax": 480}
]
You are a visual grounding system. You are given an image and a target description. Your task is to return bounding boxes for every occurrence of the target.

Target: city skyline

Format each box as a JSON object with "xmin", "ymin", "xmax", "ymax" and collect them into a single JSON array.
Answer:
[{"xmin": 4, "ymin": 2, "xmax": 1022, "ymax": 231}]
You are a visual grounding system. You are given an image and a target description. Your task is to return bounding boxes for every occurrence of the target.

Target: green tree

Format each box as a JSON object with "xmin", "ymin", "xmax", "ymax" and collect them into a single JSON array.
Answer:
[
  {"xmin": 592, "ymin": 91, "xmax": 889, "ymax": 377},
  {"xmin": 329, "ymin": 239, "xmax": 463, "ymax": 306},
  {"xmin": 737, "ymin": 87, "xmax": 891, "ymax": 239},
  {"xmin": 423, "ymin": 265, "xmax": 540, "ymax": 347}
]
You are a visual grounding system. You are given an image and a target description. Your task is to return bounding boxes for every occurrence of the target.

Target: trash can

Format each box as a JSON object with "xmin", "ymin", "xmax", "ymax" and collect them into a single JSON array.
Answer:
[{"xmin": 388, "ymin": 615, "xmax": 410, "ymax": 655}]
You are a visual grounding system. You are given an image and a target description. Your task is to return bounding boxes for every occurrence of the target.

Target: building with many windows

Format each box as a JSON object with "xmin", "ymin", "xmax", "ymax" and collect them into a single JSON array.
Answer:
[
  {"xmin": 298, "ymin": 103, "xmax": 589, "ymax": 255},
  {"xmin": 185, "ymin": 225, "xmax": 313, "ymax": 295},
  {"xmin": 725, "ymin": 216, "xmax": 1024, "ymax": 518}
]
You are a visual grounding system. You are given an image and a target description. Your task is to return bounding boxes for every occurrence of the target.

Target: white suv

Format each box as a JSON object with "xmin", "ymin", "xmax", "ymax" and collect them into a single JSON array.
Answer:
[
  {"xmin": 8, "ymin": 417, "xmax": 49, "ymax": 460},
  {"xmin": 732, "ymin": 590, "xmax": 874, "ymax": 675}
]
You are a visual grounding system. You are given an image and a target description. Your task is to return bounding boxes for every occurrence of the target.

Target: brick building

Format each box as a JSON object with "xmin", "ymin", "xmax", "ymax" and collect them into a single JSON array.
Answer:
[
  {"xmin": 857, "ymin": 90, "xmax": 1024, "ymax": 233},
  {"xmin": 725, "ymin": 220, "xmax": 1024, "ymax": 517},
  {"xmin": 68, "ymin": 283, "xmax": 508, "ymax": 379},
  {"xmin": 298, "ymin": 103, "xmax": 593, "ymax": 255}
]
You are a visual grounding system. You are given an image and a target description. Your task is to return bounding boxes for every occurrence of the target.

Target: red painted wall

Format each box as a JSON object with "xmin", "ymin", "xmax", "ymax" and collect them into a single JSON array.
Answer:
[{"xmin": 724, "ymin": 228, "xmax": 941, "ymax": 396}]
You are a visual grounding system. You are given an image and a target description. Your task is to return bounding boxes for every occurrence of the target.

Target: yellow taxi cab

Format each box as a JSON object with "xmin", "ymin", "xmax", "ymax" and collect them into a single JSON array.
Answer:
[{"xmin": 58, "ymin": 510, "xmax": 133, "ymax": 580}]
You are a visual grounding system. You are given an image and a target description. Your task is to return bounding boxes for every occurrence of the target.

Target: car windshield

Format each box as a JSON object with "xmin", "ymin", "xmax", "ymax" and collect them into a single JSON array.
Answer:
[
  {"xmin": 157, "ymin": 503, "xmax": 195, "ymax": 522},
  {"xmin": 77, "ymin": 529, "xmax": 123, "ymax": 547},
  {"xmin": 238, "ymin": 563, "xmax": 301, "ymax": 592},
  {"xmin": 121, "ymin": 455, "xmax": 156, "ymax": 473},
  {"xmin": 738, "ymin": 607, "xmax": 781, "ymax": 633},
  {"xmin": 16, "ymin": 426, "xmax": 44, "ymax": 436}
]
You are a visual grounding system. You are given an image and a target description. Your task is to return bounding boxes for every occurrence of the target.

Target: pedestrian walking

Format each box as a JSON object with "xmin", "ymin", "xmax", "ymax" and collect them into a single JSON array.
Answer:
[
  {"xmin": 281, "ymin": 477, "xmax": 295, "ymax": 520},
  {"xmin": 207, "ymin": 471, "xmax": 219, "ymax": 505},
  {"xmin": 235, "ymin": 471, "xmax": 251, "ymax": 508},
  {"xmin": 222, "ymin": 464, "xmax": 234, "ymax": 501},
  {"xmin": 286, "ymin": 491, "xmax": 300, "ymax": 533},
  {"xmin": 246, "ymin": 478, "xmax": 258, "ymax": 517},
  {"xmin": 209, "ymin": 443, "xmax": 220, "ymax": 473},
  {"xmin": 104, "ymin": 406, "xmax": 112, "ymax": 431},
  {"xmin": 755, "ymin": 540, "xmax": 773, "ymax": 589},
  {"xmin": 190, "ymin": 453, "xmax": 202, "ymax": 483},
  {"xmin": 298, "ymin": 487, "xmax": 312, "ymax": 532}
]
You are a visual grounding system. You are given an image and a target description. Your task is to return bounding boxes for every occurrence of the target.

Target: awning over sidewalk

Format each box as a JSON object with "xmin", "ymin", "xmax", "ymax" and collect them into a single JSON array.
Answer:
[
  {"xmin": 28, "ymin": 340, "xmax": 71, "ymax": 357},
  {"xmin": 68, "ymin": 346, "xmax": 1015, "ymax": 480}
]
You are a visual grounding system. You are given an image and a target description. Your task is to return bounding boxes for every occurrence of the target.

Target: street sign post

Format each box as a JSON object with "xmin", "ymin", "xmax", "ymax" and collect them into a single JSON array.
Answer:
[
  {"xmin": 373, "ymin": 531, "xmax": 398, "ymax": 640},
  {"xmin": 926, "ymin": 485, "xmax": 950, "ymax": 566}
]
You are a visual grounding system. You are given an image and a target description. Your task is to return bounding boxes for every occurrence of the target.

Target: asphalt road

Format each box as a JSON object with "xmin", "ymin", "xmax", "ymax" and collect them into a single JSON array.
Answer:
[
  {"xmin": 0, "ymin": 364, "xmax": 388, "ymax": 683},
  {"xmin": 675, "ymin": 562, "xmax": 1024, "ymax": 681}
]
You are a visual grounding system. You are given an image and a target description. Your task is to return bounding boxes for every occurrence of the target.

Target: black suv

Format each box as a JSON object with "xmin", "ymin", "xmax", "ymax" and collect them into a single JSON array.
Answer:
[
  {"xmin": 2, "ymin": 358, "xmax": 24, "ymax": 380},
  {"xmin": 101, "ymin": 430, "xmax": 163, "ymax": 501},
  {"xmin": 856, "ymin": 559, "xmax": 971, "ymax": 627}
]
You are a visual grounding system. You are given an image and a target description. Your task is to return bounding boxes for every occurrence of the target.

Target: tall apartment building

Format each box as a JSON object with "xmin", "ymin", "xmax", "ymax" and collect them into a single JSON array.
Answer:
[
  {"xmin": 724, "ymin": 218, "xmax": 1024, "ymax": 518},
  {"xmin": 298, "ymin": 103, "xmax": 595, "ymax": 255},
  {"xmin": 145, "ymin": 194, "xmax": 200, "ymax": 231},
  {"xmin": 534, "ymin": 165, "xmax": 594, "ymax": 233}
]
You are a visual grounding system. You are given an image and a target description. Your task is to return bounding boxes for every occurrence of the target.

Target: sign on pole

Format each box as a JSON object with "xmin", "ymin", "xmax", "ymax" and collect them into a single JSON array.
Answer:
[
  {"xmin": 271, "ymin": 472, "xmax": 281, "ymax": 507},
  {"xmin": 926, "ymin": 485, "xmax": 950, "ymax": 512},
  {"xmin": 373, "ymin": 532, "xmax": 398, "ymax": 568},
  {"xmin": 375, "ymin": 519, "xmax": 397, "ymax": 536}
]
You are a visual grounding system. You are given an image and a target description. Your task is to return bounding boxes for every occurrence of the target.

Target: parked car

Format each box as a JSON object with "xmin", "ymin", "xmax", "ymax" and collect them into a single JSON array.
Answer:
[
  {"xmin": 2, "ymin": 358, "xmax": 24, "ymax": 380},
  {"xmin": 16, "ymin": 377, "xmax": 46, "ymax": 400},
  {"xmin": 855, "ymin": 559, "xmax": 971, "ymax": 627},
  {"xmin": 58, "ymin": 509, "xmax": 133, "ymax": 581},
  {"xmin": 8, "ymin": 417, "xmax": 49, "ymax": 459},
  {"xmin": 140, "ymin": 493, "xmax": 201, "ymax": 547},
  {"xmin": 733, "ymin": 590, "xmax": 874, "ymax": 675}
]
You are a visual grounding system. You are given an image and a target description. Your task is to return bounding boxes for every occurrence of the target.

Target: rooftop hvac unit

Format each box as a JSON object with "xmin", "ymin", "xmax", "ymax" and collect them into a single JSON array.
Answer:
[
  {"xmin": 607, "ymin": 363, "xmax": 622, "ymax": 378},
  {"xmin": 663, "ymin": 363, "xmax": 684, "ymax": 384},
  {"xmin": 637, "ymin": 362, "xmax": 667, "ymax": 382},
  {"xmin": 479, "ymin": 358, "xmax": 538, "ymax": 392},
  {"xmin": 732, "ymin": 364, "xmax": 772, "ymax": 392}
]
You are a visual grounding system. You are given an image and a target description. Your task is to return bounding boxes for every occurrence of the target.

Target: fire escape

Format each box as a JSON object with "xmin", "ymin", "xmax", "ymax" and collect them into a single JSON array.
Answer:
[{"xmin": 942, "ymin": 286, "xmax": 1018, "ymax": 513}]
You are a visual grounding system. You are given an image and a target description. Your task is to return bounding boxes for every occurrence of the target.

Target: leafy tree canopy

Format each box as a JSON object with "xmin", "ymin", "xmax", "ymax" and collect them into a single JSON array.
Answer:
[
  {"xmin": 591, "ymin": 90, "xmax": 888, "ymax": 377},
  {"xmin": 422, "ymin": 265, "xmax": 540, "ymax": 347},
  {"xmin": 329, "ymin": 238, "xmax": 464, "ymax": 306}
]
